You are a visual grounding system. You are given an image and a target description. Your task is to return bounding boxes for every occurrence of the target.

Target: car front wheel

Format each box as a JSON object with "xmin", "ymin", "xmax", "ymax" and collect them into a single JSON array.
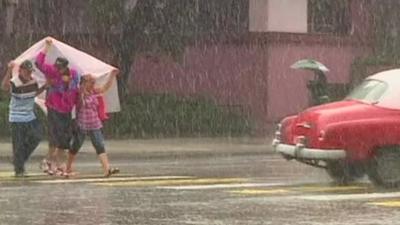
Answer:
[
  {"xmin": 367, "ymin": 146, "xmax": 400, "ymax": 188},
  {"xmin": 325, "ymin": 161, "xmax": 365, "ymax": 185}
]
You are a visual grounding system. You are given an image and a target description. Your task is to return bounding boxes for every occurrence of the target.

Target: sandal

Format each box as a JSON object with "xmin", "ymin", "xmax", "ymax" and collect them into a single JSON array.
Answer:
[
  {"xmin": 55, "ymin": 167, "xmax": 67, "ymax": 177},
  {"xmin": 64, "ymin": 171, "xmax": 77, "ymax": 179},
  {"xmin": 40, "ymin": 159, "xmax": 51, "ymax": 173},
  {"xmin": 46, "ymin": 162, "xmax": 57, "ymax": 176},
  {"xmin": 105, "ymin": 168, "xmax": 120, "ymax": 177},
  {"xmin": 47, "ymin": 169, "xmax": 55, "ymax": 176}
]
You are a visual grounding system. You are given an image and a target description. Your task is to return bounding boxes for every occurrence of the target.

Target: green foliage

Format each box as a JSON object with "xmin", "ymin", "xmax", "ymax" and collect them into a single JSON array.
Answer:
[
  {"xmin": 308, "ymin": 0, "xmax": 351, "ymax": 35},
  {"xmin": 327, "ymin": 83, "xmax": 351, "ymax": 101},
  {"xmin": 350, "ymin": 56, "xmax": 400, "ymax": 88},
  {"xmin": 126, "ymin": 1, "xmax": 193, "ymax": 56},
  {"xmin": 0, "ymin": 96, "xmax": 9, "ymax": 137},
  {"xmin": 89, "ymin": 0, "xmax": 248, "ymax": 52},
  {"xmin": 88, "ymin": 0, "xmax": 124, "ymax": 31},
  {"xmin": 103, "ymin": 94, "xmax": 253, "ymax": 138},
  {"xmin": 349, "ymin": 2, "xmax": 400, "ymax": 88},
  {"xmin": 0, "ymin": 94, "xmax": 252, "ymax": 138},
  {"xmin": 373, "ymin": 2, "xmax": 400, "ymax": 60}
]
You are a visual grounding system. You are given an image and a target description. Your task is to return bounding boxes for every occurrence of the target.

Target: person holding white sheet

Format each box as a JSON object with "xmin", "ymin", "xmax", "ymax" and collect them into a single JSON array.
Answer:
[
  {"xmin": 66, "ymin": 70, "xmax": 120, "ymax": 177},
  {"xmin": 1, "ymin": 60, "xmax": 46, "ymax": 177},
  {"xmin": 35, "ymin": 38, "xmax": 80, "ymax": 175}
]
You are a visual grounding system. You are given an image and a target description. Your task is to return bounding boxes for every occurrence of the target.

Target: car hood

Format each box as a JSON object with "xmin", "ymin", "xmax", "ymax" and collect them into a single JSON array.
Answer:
[{"xmin": 298, "ymin": 100, "xmax": 395, "ymax": 127}]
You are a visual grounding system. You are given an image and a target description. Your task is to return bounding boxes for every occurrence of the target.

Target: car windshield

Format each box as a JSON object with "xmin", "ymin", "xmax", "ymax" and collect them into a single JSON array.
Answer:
[{"xmin": 346, "ymin": 79, "xmax": 388, "ymax": 104}]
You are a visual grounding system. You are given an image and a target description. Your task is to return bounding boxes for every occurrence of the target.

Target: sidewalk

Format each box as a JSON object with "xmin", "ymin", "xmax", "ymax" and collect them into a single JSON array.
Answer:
[{"xmin": 0, "ymin": 136, "xmax": 275, "ymax": 161}]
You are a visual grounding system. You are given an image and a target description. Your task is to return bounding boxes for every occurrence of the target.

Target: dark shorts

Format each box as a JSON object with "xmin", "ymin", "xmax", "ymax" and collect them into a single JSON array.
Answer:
[{"xmin": 47, "ymin": 108, "xmax": 72, "ymax": 150}]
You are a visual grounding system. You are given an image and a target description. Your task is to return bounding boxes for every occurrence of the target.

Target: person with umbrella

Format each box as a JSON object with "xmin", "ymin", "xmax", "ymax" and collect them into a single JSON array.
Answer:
[{"xmin": 291, "ymin": 59, "xmax": 330, "ymax": 106}]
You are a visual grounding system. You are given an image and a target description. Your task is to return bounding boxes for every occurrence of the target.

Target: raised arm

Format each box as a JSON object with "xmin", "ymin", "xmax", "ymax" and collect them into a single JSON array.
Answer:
[
  {"xmin": 1, "ymin": 62, "xmax": 14, "ymax": 92},
  {"xmin": 95, "ymin": 69, "xmax": 119, "ymax": 94},
  {"xmin": 35, "ymin": 38, "xmax": 56, "ymax": 77},
  {"xmin": 35, "ymin": 82, "xmax": 49, "ymax": 96}
]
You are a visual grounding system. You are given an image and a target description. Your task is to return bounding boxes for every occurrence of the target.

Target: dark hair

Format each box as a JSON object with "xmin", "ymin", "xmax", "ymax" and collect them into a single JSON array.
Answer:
[
  {"xmin": 80, "ymin": 74, "xmax": 95, "ymax": 85},
  {"xmin": 20, "ymin": 60, "xmax": 34, "ymax": 71},
  {"xmin": 55, "ymin": 57, "xmax": 69, "ymax": 69}
]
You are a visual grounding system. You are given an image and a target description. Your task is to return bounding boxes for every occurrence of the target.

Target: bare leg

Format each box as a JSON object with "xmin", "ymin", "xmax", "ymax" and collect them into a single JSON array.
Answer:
[
  {"xmin": 66, "ymin": 152, "xmax": 76, "ymax": 174},
  {"xmin": 56, "ymin": 149, "xmax": 67, "ymax": 166},
  {"xmin": 50, "ymin": 148, "xmax": 67, "ymax": 175},
  {"xmin": 98, "ymin": 153, "xmax": 110, "ymax": 175},
  {"xmin": 98, "ymin": 153, "xmax": 119, "ymax": 177},
  {"xmin": 48, "ymin": 144, "xmax": 56, "ymax": 159},
  {"xmin": 49, "ymin": 147, "xmax": 59, "ymax": 173},
  {"xmin": 40, "ymin": 144, "xmax": 56, "ymax": 173},
  {"xmin": 47, "ymin": 146, "xmax": 57, "ymax": 163}
]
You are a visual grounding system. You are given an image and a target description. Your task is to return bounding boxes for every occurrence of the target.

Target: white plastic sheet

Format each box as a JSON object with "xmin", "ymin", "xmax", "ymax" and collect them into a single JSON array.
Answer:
[{"xmin": 12, "ymin": 36, "xmax": 121, "ymax": 114}]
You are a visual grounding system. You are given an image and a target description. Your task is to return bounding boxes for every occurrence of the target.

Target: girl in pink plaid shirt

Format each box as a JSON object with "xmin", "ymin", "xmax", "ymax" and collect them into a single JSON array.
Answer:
[{"xmin": 66, "ymin": 69, "xmax": 120, "ymax": 177}]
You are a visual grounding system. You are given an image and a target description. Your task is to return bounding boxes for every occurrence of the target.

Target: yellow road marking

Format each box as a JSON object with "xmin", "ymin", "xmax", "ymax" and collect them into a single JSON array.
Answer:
[
  {"xmin": 0, "ymin": 171, "xmax": 47, "ymax": 180},
  {"xmin": 0, "ymin": 171, "xmax": 151, "ymax": 182},
  {"xmin": 230, "ymin": 189, "xmax": 290, "ymax": 195},
  {"xmin": 368, "ymin": 200, "xmax": 400, "ymax": 207},
  {"xmin": 94, "ymin": 178, "xmax": 247, "ymax": 187},
  {"xmin": 35, "ymin": 176, "xmax": 194, "ymax": 184},
  {"xmin": 294, "ymin": 185, "xmax": 369, "ymax": 192},
  {"xmin": 0, "ymin": 172, "xmax": 15, "ymax": 177},
  {"xmin": 229, "ymin": 184, "xmax": 371, "ymax": 196},
  {"xmin": 0, "ymin": 171, "xmax": 44, "ymax": 177}
]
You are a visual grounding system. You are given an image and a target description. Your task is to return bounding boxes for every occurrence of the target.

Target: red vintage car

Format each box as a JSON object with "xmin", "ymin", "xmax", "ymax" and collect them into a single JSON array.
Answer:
[{"xmin": 272, "ymin": 69, "xmax": 400, "ymax": 187}]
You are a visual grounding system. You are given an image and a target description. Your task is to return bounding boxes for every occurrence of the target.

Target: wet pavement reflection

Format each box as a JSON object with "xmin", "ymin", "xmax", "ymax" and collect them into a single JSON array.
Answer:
[{"xmin": 0, "ymin": 155, "xmax": 399, "ymax": 225}]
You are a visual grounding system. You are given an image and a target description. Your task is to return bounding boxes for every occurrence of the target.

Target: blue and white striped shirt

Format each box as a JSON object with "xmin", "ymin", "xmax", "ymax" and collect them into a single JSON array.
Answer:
[{"xmin": 9, "ymin": 81, "xmax": 38, "ymax": 123}]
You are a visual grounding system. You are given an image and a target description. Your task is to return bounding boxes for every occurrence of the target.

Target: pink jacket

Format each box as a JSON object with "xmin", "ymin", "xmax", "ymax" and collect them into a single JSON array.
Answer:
[{"xmin": 36, "ymin": 52, "xmax": 79, "ymax": 113}]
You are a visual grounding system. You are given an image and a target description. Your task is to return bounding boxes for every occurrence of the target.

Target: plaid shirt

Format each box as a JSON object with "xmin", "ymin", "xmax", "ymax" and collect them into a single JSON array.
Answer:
[{"xmin": 77, "ymin": 93, "xmax": 102, "ymax": 130}]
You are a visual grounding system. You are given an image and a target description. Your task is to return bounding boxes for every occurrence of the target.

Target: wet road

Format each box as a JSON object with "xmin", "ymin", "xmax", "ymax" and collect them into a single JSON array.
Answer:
[{"xmin": 0, "ymin": 152, "xmax": 399, "ymax": 225}]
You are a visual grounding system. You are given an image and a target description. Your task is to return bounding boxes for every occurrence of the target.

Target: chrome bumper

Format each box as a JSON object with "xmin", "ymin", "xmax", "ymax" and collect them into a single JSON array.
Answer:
[{"xmin": 272, "ymin": 138, "xmax": 346, "ymax": 160}]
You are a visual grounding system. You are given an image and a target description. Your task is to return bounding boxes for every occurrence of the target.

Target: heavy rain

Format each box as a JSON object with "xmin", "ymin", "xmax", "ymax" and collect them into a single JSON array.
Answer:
[{"xmin": 0, "ymin": 0, "xmax": 400, "ymax": 225}]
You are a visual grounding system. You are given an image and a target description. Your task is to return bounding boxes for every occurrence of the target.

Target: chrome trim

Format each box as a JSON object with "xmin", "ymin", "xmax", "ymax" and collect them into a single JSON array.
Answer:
[
  {"xmin": 272, "ymin": 139, "xmax": 346, "ymax": 160},
  {"xmin": 272, "ymin": 138, "xmax": 280, "ymax": 147},
  {"xmin": 296, "ymin": 135, "xmax": 306, "ymax": 145},
  {"xmin": 275, "ymin": 131, "xmax": 281, "ymax": 140},
  {"xmin": 296, "ymin": 122, "xmax": 312, "ymax": 129}
]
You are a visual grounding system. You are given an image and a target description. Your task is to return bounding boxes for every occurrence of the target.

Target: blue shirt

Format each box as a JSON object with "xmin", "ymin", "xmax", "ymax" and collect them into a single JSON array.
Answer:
[{"xmin": 9, "ymin": 81, "xmax": 38, "ymax": 123}]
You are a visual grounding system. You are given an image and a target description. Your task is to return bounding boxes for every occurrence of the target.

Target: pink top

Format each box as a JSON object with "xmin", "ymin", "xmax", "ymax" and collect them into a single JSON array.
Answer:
[
  {"xmin": 77, "ymin": 93, "xmax": 103, "ymax": 130},
  {"xmin": 35, "ymin": 52, "xmax": 79, "ymax": 113}
]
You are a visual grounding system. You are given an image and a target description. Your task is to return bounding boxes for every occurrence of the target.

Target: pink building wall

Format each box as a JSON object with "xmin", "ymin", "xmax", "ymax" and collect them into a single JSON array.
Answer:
[{"xmin": 132, "ymin": 45, "xmax": 269, "ymax": 125}]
